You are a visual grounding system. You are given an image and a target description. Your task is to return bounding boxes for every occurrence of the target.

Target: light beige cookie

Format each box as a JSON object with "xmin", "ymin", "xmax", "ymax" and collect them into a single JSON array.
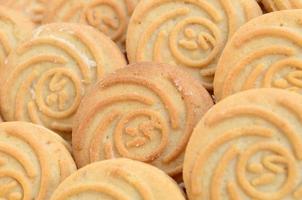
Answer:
[
  {"xmin": 43, "ymin": 0, "xmax": 140, "ymax": 51},
  {"xmin": 184, "ymin": 88, "xmax": 302, "ymax": 200},
  {"xmin": 72, "ymin": 62, "xmax": 213, "ymax": 177},
  {"xmin": 0, "ymin": 122, "xmax": 76, "ymax": 200},
  {"xmin": 0, "ymin": 0, "xmax": 50, "ymax": 25},
  {"xmin": 126, "ymin": 0, "xmax": 262, "ymax": 89},
  {"xmin": 214, "ymin": 10, "xmax": 302, "ymax": 101},
  {"xmin": 50, "ymin": 159, "xmax": 185, "ymax": 200},
  {"xmin": 258, "ymin": 0, "xmax": 302, "ymax": 12},
  {"xmin": 0, "ymin": 6, "xmax": 34, "ymax": 68},
  {"xmin": 0, "ymin": 23, "xmax": 126, "ymax": 140}
]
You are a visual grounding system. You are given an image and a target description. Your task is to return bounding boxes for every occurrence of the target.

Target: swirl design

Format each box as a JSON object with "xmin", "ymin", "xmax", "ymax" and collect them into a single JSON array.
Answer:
[
  {"xmin": 45, "ymin": 0, "xmax": 140, "ymax": 49},
  {"xmin": 184, "ymin": 89, "xmax": 302, "ymax": 200},
  {"xmin": 3, "ymin": 0, "xmax": 49, "ymax": 24},
  {"xmin": 214, "ymin": 11, "xmax": 302, "ymax": 100},
  {"xmin": 0, "ymin": 122, "xmax": 76, "ymax": 200},
  {"xmin": 0, "ymin": 23, "xmax": 125, "ymax": 137},
  {"xmin": 73, "ymin": 64, "xmax": 213, "ymax": 176},
  {"xmin": 259, "ymin": 0, "xmax": 302, "ymax": 12},
  {"xmin": 50, "ymin": 159, "xmax": 185, "ymax": 200},
  {"xmin": 127, "ymin": 0, "xmax": 262, "ymax": 89}
]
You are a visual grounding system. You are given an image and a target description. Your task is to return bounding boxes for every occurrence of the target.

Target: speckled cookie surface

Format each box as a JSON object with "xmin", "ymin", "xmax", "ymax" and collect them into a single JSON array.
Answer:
[
  {"xmin": 214, "ymin": 10, "xmax": 302, "ymax": 101},
  {"xmin": 126, "ymin": 0, "xmax": 262, "ymax": 89},
  {"xmin": 0, "ymin": 122, "xmax": 76, "ymax": 200},
  {"xmin": 0, "ymin": 23, "xmax": 126, "ymax": 139},
  {"xmin": 72, "ymin": 62, "xmax": 213, "ymax": 177},
  {"xmin": 184, "ymin": 88, "xmax": 302, "ymax": 200},
  {"xmin": 50, "ymin": 159, "xmax": 185, "ymax": 200}
]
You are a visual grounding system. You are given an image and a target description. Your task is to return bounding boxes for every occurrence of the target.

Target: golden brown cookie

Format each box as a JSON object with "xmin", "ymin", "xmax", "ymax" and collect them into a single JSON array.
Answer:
[
  {"xmin": 0, "ymin": 0, "xmax": 49, "ymax": 25},
  {"xmin": 214, "ymin": 10, "xmax": 302, "ymax": 101},
  {"xmin": 72, "ymin": 62, "xmax": 213, "ymax": 177},
  {"xmin": 0, "ymin": 121, "xmax": 76, "ymax": 200},
  {"xmin": 184, "ymin": 88, "xmax": 302, "ymax": 200},
  {"xmin": 0, "ymin": 23, "xmax": 126, "ymax": 140},
  {"xmin": 0, "ymin": 6, "xmax": 34, "ymax": 68},
  {"xmin": 258, "ymin": 0, "xmax": 302, "ymax": 12},
  {"xmin": 44, "ymin": 0, "xmax": 140, "ymax": 50},
  {"xmin": 50, "ymin": 159, "xmax": 185, "ymax": 200},
  {"xmin": 126, "ymin": 0, "xmax": 262, "ymax": 89}
]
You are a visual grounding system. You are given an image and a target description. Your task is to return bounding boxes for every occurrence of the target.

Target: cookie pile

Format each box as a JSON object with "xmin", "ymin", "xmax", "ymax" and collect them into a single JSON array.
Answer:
[{"xmin": 0, "ymin": 0, "xmax": 302, "ymax": 199}]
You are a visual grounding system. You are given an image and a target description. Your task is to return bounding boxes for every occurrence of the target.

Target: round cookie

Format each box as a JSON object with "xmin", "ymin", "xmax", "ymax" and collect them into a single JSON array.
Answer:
[
  {"xmin": 44, "ymin": 0, "xmax": 140, "ymax": 50},
  {"xmin": 0, "ymin": 0, "xmax": 50, "ymax": 25},
  {"xmin": 214, "ymin": 10, "xmax": 302, "ymax": 101},
  {"xmin": 0, "ymin": 23, "xmax": 126, "ymax": 139},
  {"xmin": 0, "ymin": 122, "xmax": 76, "ymax": 200},
  {"xmin": 72, "ymin": 63, "xmax": 214, "ymax": 177},
  {"xmin": 0, "ymin": 6, "xmax": 34, "ymax": 68},
  {"xmin": 126, "ymin": 0, "xmax": 262, "ymax": 89},
  {"xmin": 184, "ymin": 88, "xmax": 302, "ymax": 200},
  {"xmin": 50, "ymin": 159, "xmax": 185, "ymax": 200},
  {"xmin": 258, "ymin": 0, "xmax": 302, "ymax": 12}
]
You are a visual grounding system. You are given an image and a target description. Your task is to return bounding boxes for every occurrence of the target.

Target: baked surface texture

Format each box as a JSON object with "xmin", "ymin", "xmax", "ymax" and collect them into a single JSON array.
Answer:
[
  {"xmin": 0, "ymin": 6, "xmax": 34, "ymax": 67},
  {"xmin": 44, "ymin": 0, "xmax": 140, "ymax": 50},
  {"xmin": 0, "ymin": 122, "xmax": 76, "ymax": 200},
  {"xmin": 0, "ymin": 23, "xmax": 126, "ymax": 139},
  {"xmin": 214, "ymin": 10, "xmax": 302, "ymax": 101},
  {"xmin": 50, "ymin": 159, "xmax": 185, "ymax": 200},
  {"xmin": 126, "ymin": 0, "xmax": 262, "ymax": 89},
  {"xmin": 72, "ymin": 62, "xmax": 213, "ymax": 177},
  {"xmin": 184, "ymin": 88, "xmax": 302, "ymax": 200}
]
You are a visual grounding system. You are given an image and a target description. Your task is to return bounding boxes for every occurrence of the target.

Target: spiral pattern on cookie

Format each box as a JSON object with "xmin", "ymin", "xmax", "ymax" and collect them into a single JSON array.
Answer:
[
  {"xmin": 0, "ymin": 122, "xmax": 76, "ymax": 200},
  {"xmin": 0, "ymin": 23, "xmax": 125, "ymax": 136},
  {"xmin": 53, "ymin": 166, "xmax": 155, "ymax": 199},
  {"xmin": 45, "ymin": 0, "xmax": 140, "ymax": 49},
  {"xmin": 214, "ymin": 10, "xmax": 302, "ymax": 100},
  {"xmin": 73, "ymin": 64, "xmax": 213, "ymax": 176},
  {"xmin": 3, "ymin": 0, "xmax": 49, "ymax": 24},
  {"xmin": 50, "ymin": 159, "xmax": 185, "ymax": 200},
  {"xmin": 127, "ymin": 0, "xmax": 262, "ymax": 89},
  {"xmin": 184, "ymin": 89, "xmax": 302, "ymax": 200}
]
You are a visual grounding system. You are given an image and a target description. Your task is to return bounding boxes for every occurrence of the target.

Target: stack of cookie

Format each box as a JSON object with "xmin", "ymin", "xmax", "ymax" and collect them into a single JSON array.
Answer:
[{"xmin": 0, "ymin": 0, "xmax": 302, "ymax": 199}]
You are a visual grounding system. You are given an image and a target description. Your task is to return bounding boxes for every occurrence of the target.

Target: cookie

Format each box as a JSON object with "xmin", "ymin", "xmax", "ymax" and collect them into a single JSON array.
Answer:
[
  {"xmin": 1, "ymin": 0, "xmax": 49, "ymax": 25},
  {"xmin": 50, "ymin": 159, "xmax": 185, "ymax": 200},
  {"xmin": 126, "ymin": 0, "xmax": 262, "ymax": 89},
  {"xmin": 44, "ymin": 0, "xmax": 140, "ymax": 50},
  {"xmin": 214, "ymin": 10, "xmax": 302, "ymax": 101},
  {"xmin": 184, "ymin": 88, "xmax": 302, "ymax": 200},
  {"xmin": 258, "ymin": 0, "xmax": 302, "ymax": 12},
  {"xmin": 0, "ymin": 6, "xmax": 34, "ymax": 68},
  {"xmin": 72, "ymin": 62, "xmax": 213, "ymax": 177},
  {"xmin": 0, "ymin": 122, "xmax": 76, "ymax": 200},
  {"xmin": 0, "ymin": 23, "xmax": 126, "ymax": 140}
]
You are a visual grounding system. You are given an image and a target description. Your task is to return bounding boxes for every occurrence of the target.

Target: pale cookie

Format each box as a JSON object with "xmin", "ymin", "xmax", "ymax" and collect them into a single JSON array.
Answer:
[
  {"xmin": 44, "ymin": 0, "xmax": 140, "ymax": 51},
  {"xmin": 50, "ymin": 159, "xmax": 185, "ymax": 200},
  {"xmin": 72, "ymin": 63, "xmax": 213, "ymax": 177},
  {"xmin": 0, "ymin": 0, "xmax": 50, "ymax": 25},
  {"xmin": 126, "ymin": 0, "xmax": 262, "ymax": 89},
  {"xmin": 0, "ymin": 122, "xmax": 76, "ymax": 200},
  {"xmin": 0, "ymin": 23, "xmax": 126, "ymax": 140},
  {"xmin": 184, "ymin": 88, "xmax": 302, "ymax": 200},
  {"xmin": 0, "ymin": 6, "xmax": 34, "ymax": 68},
  {"xmin": 214, "ymin": 10, "xmax": 302, "ymax": 101},
  {"xmin": 258, "ymin": 0, "xmax": 302, "ymax": 12}
]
